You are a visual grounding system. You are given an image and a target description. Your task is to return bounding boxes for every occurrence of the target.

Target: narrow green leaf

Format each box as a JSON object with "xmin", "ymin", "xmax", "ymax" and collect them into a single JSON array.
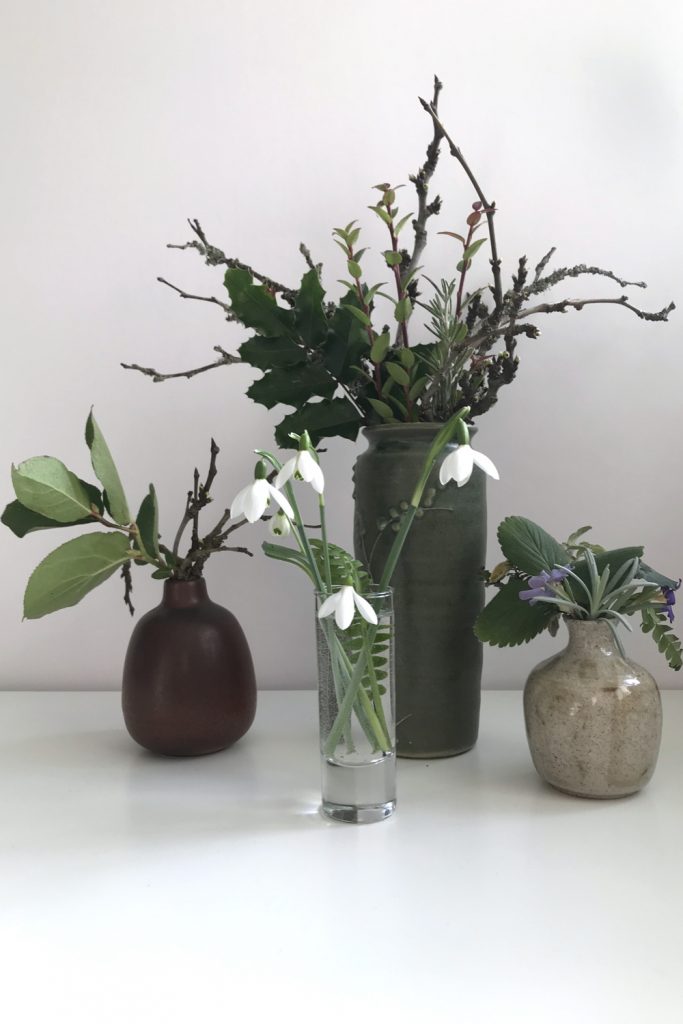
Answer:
[
  {"xmin": 462, "ymin": 238, "xmax": 488, "ymax": 261},
  {"xmin": 151, "ymin": 568, "xmax": 172, "ymax": 580},
  {"xmin": 85, "ymin": 412, "xmax": 130, "ymax": 526},
  {"xmin": 394, "ymin": 297, "xmax": 412, "ymax": 323},
  {"xmin": 342, "ymin": 304, "xmax": 371, "ymax": 327},
  {"xmin": 394, "ymin": 213, "xmax": 413, "ymax": 236},
  {"xmin": 408, "ymin": 376, "xmax": 429, "ymax": 401},
  {"xmin": 385, "ymin": 361, "xmax": 410, "ymax": 387},
  {"xmin": 12, "ymin": 457, "xmax": 97, "ymax": 524},
  {"xmin": 135, "ymin": 485, "xmax": 160, "ymax": 561},
  {"xmin": 23, "ymin": 532, "xmax": 132, "ymax": 619},
  {"xmin": 368, "ymin": 205, "xmax": 392, "ymax": 226}
]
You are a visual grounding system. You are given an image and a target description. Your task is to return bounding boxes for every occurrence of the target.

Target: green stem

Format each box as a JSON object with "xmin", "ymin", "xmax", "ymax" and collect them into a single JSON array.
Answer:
[{"xmin": 319, "ymin": 495, "xmax": 332, "ymax": 590}]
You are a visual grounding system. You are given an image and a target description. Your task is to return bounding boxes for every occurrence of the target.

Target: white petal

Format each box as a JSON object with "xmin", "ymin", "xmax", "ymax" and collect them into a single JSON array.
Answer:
[
  {"xmin": 317, "ymin": 592, "xmax": 339, "ymax": 620},
  {"xmin": 335, "ymin": 586, "xmax": 355, "ymax": 630},
  {"xmin": 242, "ymin": 479, "xmax": 269, "ymax": 522},
  {"xmin": 352, "ymin": 590, "xmax": 378, "ymax": 625},
  {"xmin": 269, "ymin": 511, "xmax": 291, "ymax": 537},
  {"xmin": 471, "ymin": 448, "xmax": 499, "ymax": 481},
  {"xmin": 294, "ymin": 451, "xmax": 325, "ymax": 494},
  {"xmin": 229, "ymin": 484, "xmax": 251, "ymax": 520},
  {"xmin": 267, "ymin": 483, "xmax": 294, "ymax": 520},
  {"xmin": 454, "ymin": 445, "xmax": 474, "ymax": 487},
  {"xmin": 274, "ymin": 458, "xmax": 295, "ymax": 490},
  {"xmin": 439, "ymin": 451, "xmax": 457, "ymax": 486}
]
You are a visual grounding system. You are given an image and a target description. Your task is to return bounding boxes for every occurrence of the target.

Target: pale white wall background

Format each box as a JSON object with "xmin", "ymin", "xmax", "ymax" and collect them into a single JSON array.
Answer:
[{"xmin": 1, "ymin": 0, "xmax": 681, "ymax": 690}]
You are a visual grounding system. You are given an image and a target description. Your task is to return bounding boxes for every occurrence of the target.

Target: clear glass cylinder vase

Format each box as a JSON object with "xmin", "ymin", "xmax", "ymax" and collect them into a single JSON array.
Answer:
[{"xmin": 315, "ymin": 587, "xmax": 395, "ymax": 824}]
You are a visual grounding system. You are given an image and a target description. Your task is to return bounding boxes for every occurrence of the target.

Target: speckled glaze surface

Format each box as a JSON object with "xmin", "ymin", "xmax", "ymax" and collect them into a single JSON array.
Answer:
[{"xmin": 524, "ymin": 619, "xmax": 662, "ymax": 799}]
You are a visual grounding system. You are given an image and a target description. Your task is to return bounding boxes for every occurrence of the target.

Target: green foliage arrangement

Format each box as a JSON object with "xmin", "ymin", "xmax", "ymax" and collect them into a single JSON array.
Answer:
[
  {"xmin": 124, "ymin": 77, "xmax": 674, "ymax": 448},
  {"xmin": 475, "ymin": 516, "xmax": 682, "ymax": 671},
  {"xmin": 2, "ymin": 413, "xmax": 253, "ymax": 618}
]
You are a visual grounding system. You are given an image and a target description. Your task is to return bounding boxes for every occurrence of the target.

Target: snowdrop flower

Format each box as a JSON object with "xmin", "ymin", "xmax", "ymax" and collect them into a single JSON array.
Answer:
[
  {"xmin": 229, "ymin": 461, "xmax": 294, "ymax": 523},
  {"xmin": 269, "ymin": 509, "xmax": 291, "ymax": 537},
  {"xmin": 275, "ymin": 433, "xmax": 324, "ymax": 494},
  {"xmin": 318, "ymin": 585, "xmax": 378, "ymax": 630},
  {"xmin": 439, "ymin": 444, "xmax": 499, "ymax": 488}
]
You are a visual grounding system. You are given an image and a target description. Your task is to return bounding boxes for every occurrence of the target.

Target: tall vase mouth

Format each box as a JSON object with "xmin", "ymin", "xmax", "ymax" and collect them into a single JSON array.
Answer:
[
  {"xmin": 362, "ymin": 422, "xmax": 478, "ymax": 438},
  {"xmin": 314, "ymin": 584, "xmax": 393, "ymax": 600},
  {"xmin": 162, "ymin": 577, "xmax": 209, "ymax": 608}
]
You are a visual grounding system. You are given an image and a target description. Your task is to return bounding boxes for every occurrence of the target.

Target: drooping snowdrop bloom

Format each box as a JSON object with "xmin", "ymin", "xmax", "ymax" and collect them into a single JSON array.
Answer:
[
  {"xmin": 269, "ymin": 509, "xmax": 292, "ymax": 537},
  {"xmin": 317, "ymin": 585, "xmax": 378, "ymax": 630},
  {"xmin": 439, "ymin": 443, "xmax": 499, "ymax": 488},
  {"xmin": 275, "ymin": 442, "xmax": 325, "ymax": 495},
  {"xmin": 229, "ymin": 462, "xmax": 294, "ymax": 523}
]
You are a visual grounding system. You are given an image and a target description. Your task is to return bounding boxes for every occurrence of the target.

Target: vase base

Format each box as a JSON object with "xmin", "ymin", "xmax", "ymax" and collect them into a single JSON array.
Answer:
[
  {"xmin": 544, "ymin": 779, "xmax": 644, "ymax": 800},
  {"xmin": 321, "ymin": 799, "xmax": 396, "ymax": 824},
  {"xmin": 397, "ymin": 742, "xmax": 476, "ymax": 760}
]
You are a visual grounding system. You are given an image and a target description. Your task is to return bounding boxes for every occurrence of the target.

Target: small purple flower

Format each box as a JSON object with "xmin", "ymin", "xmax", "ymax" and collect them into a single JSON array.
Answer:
[
  {"xmin": 519, "ymin": 566, "xmax": 571, "ymax": 605},
  {"xmin": 662, "ymin": 580, "xmax": 681, "ymax": 624}
]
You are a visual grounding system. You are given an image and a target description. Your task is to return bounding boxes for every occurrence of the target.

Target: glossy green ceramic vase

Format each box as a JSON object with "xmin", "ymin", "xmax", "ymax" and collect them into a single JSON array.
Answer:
[{"xmin": 353, "ymin": 424, "xmax": 487, "ymax": 758}]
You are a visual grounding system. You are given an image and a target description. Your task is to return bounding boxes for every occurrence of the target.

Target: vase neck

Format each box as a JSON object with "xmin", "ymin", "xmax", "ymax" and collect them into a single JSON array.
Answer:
[
  {"xmin": 565, "ymin": 618, "xmax": 619, "ymax": 656},
  {"xmin": 162, "ymin": 578, "xmax": 209, "ymax": 608}
]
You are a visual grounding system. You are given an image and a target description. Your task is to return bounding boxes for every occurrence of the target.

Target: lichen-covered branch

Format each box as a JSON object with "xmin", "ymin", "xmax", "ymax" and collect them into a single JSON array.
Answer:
[
  {"xmin": 157, "ymin": 276, "xmax": 236, "ymax": 320},
  {"xmin": 404, "ymin": 75, "xmax": 443, "ymax": 286}
]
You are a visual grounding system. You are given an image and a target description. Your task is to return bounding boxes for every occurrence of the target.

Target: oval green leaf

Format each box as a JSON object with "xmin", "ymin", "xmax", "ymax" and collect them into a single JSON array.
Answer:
[
  {"xmin": 12, "ymin": 457, "xmax": 96, "ymax": 524},
  {"xmin": 385, "ymin": 361, "xmax": 410, "ymax": 387},
  {"xmin": 394, "ymin": 297, "xmax": 412, "ymax": 323},
  {"xmin": 23, "ymin": 532, "xmax": 132, "ymax": 619}
]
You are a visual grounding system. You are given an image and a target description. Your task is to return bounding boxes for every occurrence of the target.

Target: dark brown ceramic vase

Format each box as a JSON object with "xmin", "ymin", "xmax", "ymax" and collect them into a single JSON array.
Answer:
[{"xmin": 122, "ymin": 578, "xmax": 256, "ymax": 756}]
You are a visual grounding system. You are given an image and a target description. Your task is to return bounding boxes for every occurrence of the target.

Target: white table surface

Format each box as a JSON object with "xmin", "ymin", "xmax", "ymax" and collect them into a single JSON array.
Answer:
[{"xmin": 1, "ymin": 689, "xmax": 681, "ymax": 1023}]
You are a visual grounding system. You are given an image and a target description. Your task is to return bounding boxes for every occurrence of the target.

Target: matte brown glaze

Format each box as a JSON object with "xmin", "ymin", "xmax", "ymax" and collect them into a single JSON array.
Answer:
[{"xmin": 122, "ymin": 579, "xmax": 256, "ymax": 756}]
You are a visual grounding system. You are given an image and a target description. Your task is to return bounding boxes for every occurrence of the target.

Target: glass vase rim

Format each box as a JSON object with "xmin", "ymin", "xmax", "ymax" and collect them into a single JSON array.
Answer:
[
  {"xmin": 362, "ymin": 421, "xmax": 478, "ymax": 437},
  {"xmin": 314, "ymin": 584, "xmax": 393, "ymax": 600}
]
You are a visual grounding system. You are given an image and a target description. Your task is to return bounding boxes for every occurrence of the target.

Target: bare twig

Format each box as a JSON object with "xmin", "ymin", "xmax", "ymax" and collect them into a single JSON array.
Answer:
[
  {"xmin": 121, "ymin": 562, "xmax": 135, "ymax": 616},
  {"xmin": 299, "ymin": 242, "xmax": 322, "ymax": 277},
  {"xmin": 168, "ymin": 218, "xmax": 297, "ymax": 305},
  {"xmin": 525, "ymin": 264, "xmax": 648, "ymax": 299},
  {"xmin": 404, "ymin": 75, "xmax": 443, "ymax": 286},
  {"xmin": 419, "ymin": 96, "xmax": 504, "ymax": 311},
  {"xmin": 121, "ymin": 346, "xmax": 240, "ymax": 383},
  {"xmin": 517, "ymin": 295, "xmax": 675, "ymax": 322},
  {"xmin": 157, "ymin": 277, "xmax": 236, "ymax": 320}
]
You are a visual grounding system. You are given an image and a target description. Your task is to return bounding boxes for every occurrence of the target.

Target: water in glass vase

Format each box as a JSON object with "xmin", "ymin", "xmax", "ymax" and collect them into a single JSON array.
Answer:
[{"xmin": 316, "ymin": 587, "xmax": 396, "ymax": 824}]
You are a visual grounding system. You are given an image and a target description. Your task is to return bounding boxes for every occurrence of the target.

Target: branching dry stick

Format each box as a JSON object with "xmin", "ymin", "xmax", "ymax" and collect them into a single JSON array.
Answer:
[
  {"xmin": 517, "ymin": 295, "xmax": 676, "ymax": 322},
  {"xmin": 121, "ymin": 561, "xmax": 135, "ymax": 616},
  {"xmin": 157, "ymin": 276, "xmax": 236, "ymax": 320},
  {"xmin": 404, "ymin": 75, "xmax": 444, "ymax": 286},
  {"xmin": 525, "ymin": 264, "xmax": 648, "ymax": 299},
  {"xmin": 121, "ymin": 346, "xmax": 240, "ymax": 383},
  {"xmin": 419, "ymin": 95, "xmax": 504, "ymax": 312},
  {"xmin": 168, "ymin": 218, "xmax": 298, "ymax": 305}
]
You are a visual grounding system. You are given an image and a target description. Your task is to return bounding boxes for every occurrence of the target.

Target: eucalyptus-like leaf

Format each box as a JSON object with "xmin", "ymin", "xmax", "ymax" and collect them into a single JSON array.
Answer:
[
  {"xmin": 85, "ymin": 411, "xmax": 131, "ymax": 526},
  {"xmin": 408, "ymin": 376, "xmax": 429, "ymax": 401},
  {"xmin": 394, "ymin": 213, "xmax": 414, "ymax": 236},
  {"xmin": 394, "ymin": 297, "xmax": 412, "ymax": 323},
  {"xmin": 462, "ymin": 238, "xmax": 488, "ymax": 261},
  {"xmin": 367, "ymin": 398, "xmax": 395, "ymax": 421},
  {"xmin": 385, "ymin": 361, "xmax": 410, "ymax": 387},
  {"xmin": 370, "ymin": 334, "xmax": 390, "ymax": 363},
  {"xmin": 23, "ymin": 531, "xmax": 132, "ymax": 619},
  {"xmin": 2, "ymin": 480, "xmax": 103, "ymax": 537},
  {"xmin": 368, "ymin": 205, "xmax": 392, "ymax": 227},
  {"xmin": 342, "ymin": 304, "xmax": 371, "ymax": 328},
  {"xmin": 384, "ymin": 251, "xmax": 403, "ymax": 267},
  {"xmin": 12, "ymin": 457, "xmax": 97, "ymax": 524},
  {"xmin": 347, "ymin": 260, "xmax": 362, "ymax": 280},
  {"xmin": 398, "ymin": 347, "xmax": 416, "ymax": 370}
]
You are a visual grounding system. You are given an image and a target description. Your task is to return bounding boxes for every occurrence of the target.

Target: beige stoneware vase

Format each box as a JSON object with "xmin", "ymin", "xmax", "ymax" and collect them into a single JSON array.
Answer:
[{"xmin": 524, "ymin": 618, "xmax": 662, "ymax": 799}]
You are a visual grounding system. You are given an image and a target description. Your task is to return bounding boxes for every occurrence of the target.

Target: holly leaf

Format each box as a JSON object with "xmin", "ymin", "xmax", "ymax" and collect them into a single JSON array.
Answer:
[
  {"xmin": 23, "ymin": 532, "xmax": 132, "ymax": 619},
  {"xmin": 85, "ymin": 411, "xmax": 130, "ymax": 526},
  {"xmin": 497, "ymin": 517, "xmax": 569, "ymax": 576},
  {"xmin": 474, "ymin": 577, "xmax": 555, "ymax": 647},
  {"xmin": 274, "ymin": 398, "xmax": 361, "ymax": 448},
  {"xmin": 224, "ymin": 268, "xmax": 296, "ymax": 337},
  {"xmin": 294, "ymin": 270, "xmax": 328, "ymax": 349},
  {"xmin": 238, "ymin": 335, "xmax": 305, "ymax": 371},
  {"xmin": 247, "ymin": 364, "xmax": 336, "ymax": 410}
]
